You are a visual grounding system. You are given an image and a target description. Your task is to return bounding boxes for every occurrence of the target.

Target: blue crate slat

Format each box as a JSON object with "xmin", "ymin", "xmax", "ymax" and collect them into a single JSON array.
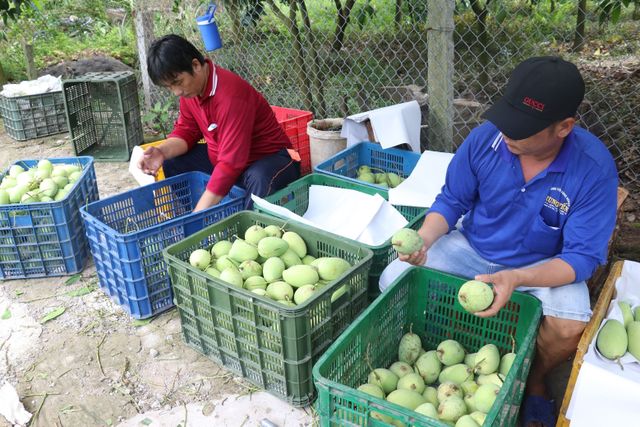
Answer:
[
  {"xmin": 80, "ymin": 172, "xmax": 245, "ymax": 319},
  {"xmin": 314, "ymin": 141, "xmax": 421, "ymax": 189},
  {"xmin": 0, "ymin": 156, "xmax": 98, "ymax": 279}
]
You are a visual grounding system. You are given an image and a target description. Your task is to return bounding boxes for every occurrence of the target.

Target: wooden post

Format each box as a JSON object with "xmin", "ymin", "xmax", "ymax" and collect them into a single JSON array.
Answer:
[
  {"xmin": 427, "ymin": 0, "xmax": 455, "ymax": 152},
  {"xmin": 0, "ymin": 62, "xmax": 7, "ymax": 85},
  {"xmin": 134, "ymin": 7, "xmax": 155, "ymax": 111},
  {"xmin": 22, "ymin": 41, "xmax": 37, "ymax": 80}
]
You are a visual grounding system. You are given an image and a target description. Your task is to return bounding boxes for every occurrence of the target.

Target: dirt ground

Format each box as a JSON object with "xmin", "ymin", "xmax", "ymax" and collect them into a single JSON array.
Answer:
[
  {"xmin": 0, "ymin": 128, "xmax": 638, "ymax": 427},
  {"xmin": 0, "ymin": 132, "xmax": 313, "ymax": 427}
]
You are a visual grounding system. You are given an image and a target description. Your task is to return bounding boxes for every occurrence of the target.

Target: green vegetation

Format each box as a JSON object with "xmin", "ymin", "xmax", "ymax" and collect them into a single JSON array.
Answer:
[
  {"xmin": 0, "ymin": 0, "xmax": 638, "ymax": 174},
  {"xmin": 0, "ymin": 0, "xmax": 135, "ymax": 82}
]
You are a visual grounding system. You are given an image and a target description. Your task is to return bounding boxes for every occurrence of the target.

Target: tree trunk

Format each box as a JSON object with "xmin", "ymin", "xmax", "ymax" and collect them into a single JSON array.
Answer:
[
  {"xmin": 572, "ymin": 0, "xmax": 587, "ymax": 52},
  {"xmin": 225, "ymin": 2, "xmax": 251, "ymax": 78},
  {"xmin": 265, "ymin": 0, "xmax": 314, "ymax": 111},
  {"xmin": 133, "ymin": 7, "xmax": 154, "ymax": 111},
  {"xmin": 299, "ymin": 0, "xmax": 325, "ymax": 116},
  {"xmin": 332, "ymin": 0, "xmax": 356, "ymax": 52},
  {"xmin": 395, "ymin": 0, "xmax": 403, "ymax": 29},
  {"xmin": 427, "ymin": 0, "xmax": 455, "ymax": 152},
  {"xmin": 470, "ymin": 0, "xmax": 490, "ymax": 88}
]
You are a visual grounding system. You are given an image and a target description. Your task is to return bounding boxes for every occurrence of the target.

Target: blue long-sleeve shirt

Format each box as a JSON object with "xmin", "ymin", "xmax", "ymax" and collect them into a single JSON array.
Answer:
[{"xmin": 430, "ymin": 121, "xmax": 618, "ymax": 282}]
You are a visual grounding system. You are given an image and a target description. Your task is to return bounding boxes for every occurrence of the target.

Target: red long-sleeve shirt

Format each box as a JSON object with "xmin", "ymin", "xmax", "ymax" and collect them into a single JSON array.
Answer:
[{"xmin": 168, "ymin": 60, "xmax": 291, "ymax": 196}]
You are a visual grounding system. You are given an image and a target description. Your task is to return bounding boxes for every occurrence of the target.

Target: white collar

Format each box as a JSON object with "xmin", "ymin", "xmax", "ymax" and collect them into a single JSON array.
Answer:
[{"xmin": 209, "ymin": 64, "xmax": 218, "ymax": 97}]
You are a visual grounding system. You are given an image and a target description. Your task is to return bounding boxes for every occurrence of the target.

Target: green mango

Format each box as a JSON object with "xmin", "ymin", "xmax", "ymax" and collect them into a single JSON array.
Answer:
[
  {"xmin": 499, "ymin": 352, "xmax": 516, "ymax": 376},
  {"xmin": 619, "ymin": 301, "xmax": 634, "ymax": 327},
  {"xmin": 438, "ymin": 364, "xmax": 473, "ymax": 385},
  {"xmin": 474, "ymin": 383, "xmax": 500, "ymax": 413},
  {"xmin": 386, "ymin": 389, "xmax": 426, "ymax": 410},
  {"xmin": 627, "ymin": 321, "xmax": 640, "ymax": 361},
  {"xmin": 415, "ymin": 402, "xmax": 438, "ymax": 418},
  {"xmin": 244, "ymin": 224, "xmax": 267, "ymax": 245},
  {"xmin": 437, "ymin": 339, "xmax": 466, "ymax": 366},
  {"xmin": 415, "ymin": 350, "xmax": 442, "ymax": 385},
  {"xmin": 437, "ymin": 382, "xmax": 463, "ymax": 402},
  {"xmin": 437, "ymin": 395, "xmax": 467, "ymax": 422},
  {"xmin": 391, "ymin": 228, "xmax": 423, "ymax": 255},
  {"xmin": 458, "ymin": 280, "xmax": 494, "ymax": 313},
  {"xmin": 422, "ymin": 386, "xmax": 439, "ymax": 407},
  {"xmin": 389, "ymin": 361, "xmax": 413, "ymax": 379},
  {"xmin": 474, "ymin": 343, "xmax": 500, "ymax": 375},
  {"xmin": 596, "ymin": 319, "xmax": 628, "ymax": 360},
  {"xmin": 456, "ymin": 414, "xmax": 480, "ymax": 427},
  {"xmin": 368, "ymin": 368, "xmax": 398, "ymax": 394},
  {"xmin": 357, "ymin": 383, "xmax": 384, "ymax": 399},
  {"xmin": 398, "ymin": 329, "xmax": 422, "ymax": 365},
  {"xmin": 397, "ymin": 372, "xmax": 426, "ymax": 394}
]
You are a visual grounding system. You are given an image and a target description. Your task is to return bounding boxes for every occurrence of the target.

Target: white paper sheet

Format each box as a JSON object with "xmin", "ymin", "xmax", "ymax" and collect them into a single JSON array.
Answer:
[
  {"xmin": 566, "ymin": 260, "xmax": 640, "ymax": 425},
  {"xmin": 0, "ymin": 382, "xmax": 32, "ymax": 426},
  {"xmin": 129, "ymin": 146, "xmax": 156, "ymax": 186},
  {"xmin": 567, "ymin": 352, "xmax": 640, "ymax": 425},
  {"xmin": 252, "ymin": 186, "xmax": 407, "ymax": 245},
  {"xmin": 357, "ymin": 200, "xmax": 409, "ymax": 246},
  {"xmin": 250, "ymin": 195, "xmax": 316, "ymax": 227},
  {"xmin": 388, "ymin": 150, "xmax": 454, "ymax": 208},
  {"xmin": 303, "ymin": 186, "xmax": 385, "ymax": 240},
  {"xmin": 341, "ymin": 101, "xmax": 421, "ymax": 153}
]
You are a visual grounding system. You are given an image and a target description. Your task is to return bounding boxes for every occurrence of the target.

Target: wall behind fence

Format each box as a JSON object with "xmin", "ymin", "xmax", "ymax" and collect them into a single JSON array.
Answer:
[{"xmin": 139, "ymin": 0, "xmax": 639, "ymax": 192}]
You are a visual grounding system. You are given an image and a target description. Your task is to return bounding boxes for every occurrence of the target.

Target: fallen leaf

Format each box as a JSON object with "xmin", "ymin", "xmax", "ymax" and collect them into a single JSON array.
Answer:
[
  {"xmin": 40, "ymin": 307, "xmax": 66, "ymax": 323},
  {"xmin": 66, "ymin": 286, "xmax": 96, "ymax": 297},
  {"xmin": 133, "ymin": 318, "xmax": 153, "ymax": 327},
  {"xmin": 65, "ymin": 274, "xmax": 82, "ymax": 286},
  {"xmin": 1, "ymin": 308, "xmax": 10, "ymax": 320}
]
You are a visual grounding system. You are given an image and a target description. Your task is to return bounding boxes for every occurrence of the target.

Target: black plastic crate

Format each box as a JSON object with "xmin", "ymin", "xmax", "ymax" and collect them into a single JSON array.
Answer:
[
  {"xmin": 62, "ymin": 72, "xmax": 143, "ymax": 161},
  {"xmin": 0, "ymin": 92, "xmax": 68, "ymax": 141}
]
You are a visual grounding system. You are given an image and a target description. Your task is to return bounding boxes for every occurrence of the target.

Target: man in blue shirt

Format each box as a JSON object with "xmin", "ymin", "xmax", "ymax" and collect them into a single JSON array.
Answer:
[{"xmin": 380, "ymin": 57, "xmax": 618, "ymax": 427}]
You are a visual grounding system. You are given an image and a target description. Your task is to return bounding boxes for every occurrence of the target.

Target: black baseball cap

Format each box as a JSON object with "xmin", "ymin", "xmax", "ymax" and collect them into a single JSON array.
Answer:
[{"xmin": 482, "ymin": 56, "xmax": 585, "ymax": 140}]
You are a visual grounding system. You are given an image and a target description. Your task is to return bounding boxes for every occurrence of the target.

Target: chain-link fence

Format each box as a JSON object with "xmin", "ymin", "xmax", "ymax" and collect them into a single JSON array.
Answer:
[{"xmin": 138, "ymin": 0, "xmax": 639, "ymax": 193}]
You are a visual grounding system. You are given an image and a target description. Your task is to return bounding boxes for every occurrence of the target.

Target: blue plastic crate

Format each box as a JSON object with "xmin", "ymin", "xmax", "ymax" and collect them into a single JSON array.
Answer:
[
  {"xmin": 80, "ymin": 172, "xmax": 245, "ymax": 319},
  {"xmin": 0, "ymin": 156, "xmax": 98, "ymax": 279},
  {"xmin": 314, "ymin": 141, "xmax": 421, "ymax": 190}
]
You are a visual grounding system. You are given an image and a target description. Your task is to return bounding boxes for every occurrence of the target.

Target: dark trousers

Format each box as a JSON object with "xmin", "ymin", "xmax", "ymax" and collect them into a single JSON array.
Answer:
[{"xmin": 163, "ymin": 144, "xmax": 300, "ymax": 209}]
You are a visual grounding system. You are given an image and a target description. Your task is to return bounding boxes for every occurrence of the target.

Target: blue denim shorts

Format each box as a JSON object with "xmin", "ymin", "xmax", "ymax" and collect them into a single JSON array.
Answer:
[{"xmin": 379, "ymin": 230, "xmax": 592, "ymax": 322}]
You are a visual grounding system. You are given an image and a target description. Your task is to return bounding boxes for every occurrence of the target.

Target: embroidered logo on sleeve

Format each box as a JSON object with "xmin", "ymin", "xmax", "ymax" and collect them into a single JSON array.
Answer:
[{"xmin": 544, "ymin": 187, "xmax": 571, "ymax": 216}]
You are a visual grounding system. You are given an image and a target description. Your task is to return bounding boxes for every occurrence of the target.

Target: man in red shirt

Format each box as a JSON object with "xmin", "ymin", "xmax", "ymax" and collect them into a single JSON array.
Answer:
[{"xmin": 139, "ymin": 34, "xmax": 300, "ymax": 210}]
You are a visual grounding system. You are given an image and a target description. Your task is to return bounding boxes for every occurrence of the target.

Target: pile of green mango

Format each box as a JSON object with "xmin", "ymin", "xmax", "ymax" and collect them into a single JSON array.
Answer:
[
  {"xmin": 188, "ymin": 224, "xmax": 352, "ymax": 307},
  {"xmin": 357, "ymin": 326, "xmax": 517, "ymax": 426},
  {"xmin": 356, "ymin": 165, "xmax": 405, "ymax": 188},
  {"xmin": 0, "ymin": 159, "xmax": 84, "ymax": 205},
  {"xmin": 596, "ymin": 301, "xmax": 640, "ymax": 364}
]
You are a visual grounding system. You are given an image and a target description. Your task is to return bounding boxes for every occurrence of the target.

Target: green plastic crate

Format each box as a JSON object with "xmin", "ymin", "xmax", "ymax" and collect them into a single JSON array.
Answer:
[
  {"xmin": 163, "ymin": 211, "xmax": 373, "ymax": 406},
  {"xmin": 255, "ymin": 173, "xmax": 428, "ymax": 299},
  {"xmin": 313, "ymin": 266, "xmax": 543, "ymax": 427},
  {"xmin": 0, "ymin": 92, "xmax": 68, "ymax": 141},
  {"xmin": 62, "ymin": 71, "xmax": 143, "ymax": 161}
]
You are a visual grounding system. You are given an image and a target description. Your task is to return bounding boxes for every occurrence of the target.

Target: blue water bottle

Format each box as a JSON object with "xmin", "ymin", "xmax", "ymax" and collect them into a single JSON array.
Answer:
[{"xmin": 196, "ymin": 4, "xmax": 223, "ymax": 52}]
